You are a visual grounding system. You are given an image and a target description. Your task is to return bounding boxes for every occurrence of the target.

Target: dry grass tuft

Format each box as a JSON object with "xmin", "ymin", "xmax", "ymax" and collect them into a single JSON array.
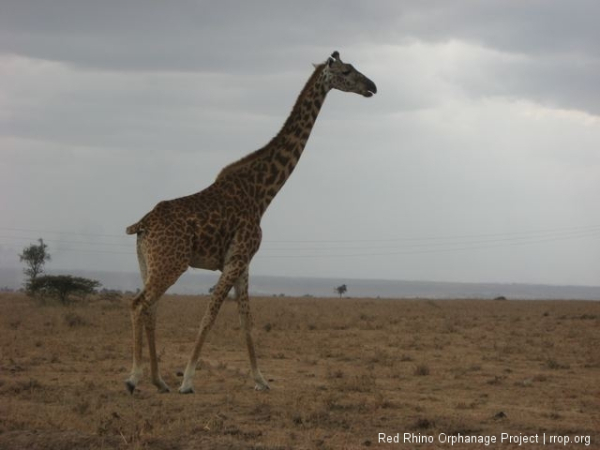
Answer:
[
  {"xmin": 63, "ymin": 311, "xmax": 89, "ymax": 327},
  {"xmin": 414, "ymin": 363, "xmax": 430, "ymax": 376}
]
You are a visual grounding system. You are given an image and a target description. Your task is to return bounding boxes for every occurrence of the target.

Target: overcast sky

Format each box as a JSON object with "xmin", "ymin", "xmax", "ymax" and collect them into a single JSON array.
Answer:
[{"xmin": 1, "ymin": 0, "xmax": 599, "ymax": 287}]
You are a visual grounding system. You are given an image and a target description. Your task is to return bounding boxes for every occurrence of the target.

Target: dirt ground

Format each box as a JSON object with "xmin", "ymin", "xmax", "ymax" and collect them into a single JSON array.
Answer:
[{"xmin": 0, "ymin": 292, "xmax": 598, "ymax": 449}]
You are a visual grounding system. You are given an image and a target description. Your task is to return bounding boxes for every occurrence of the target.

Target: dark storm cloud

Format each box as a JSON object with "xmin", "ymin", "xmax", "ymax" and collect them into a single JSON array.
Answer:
[
  {"xmin": 2, "ymin": 1, "xmax": 599, "ymax": 115},
  {"xmin": 3, "ymin": 1, "xmax": 597, "ymax": 62},
  {"xmin": 0, "ymin": 1, "xmax": 382, "ymax": 72}
]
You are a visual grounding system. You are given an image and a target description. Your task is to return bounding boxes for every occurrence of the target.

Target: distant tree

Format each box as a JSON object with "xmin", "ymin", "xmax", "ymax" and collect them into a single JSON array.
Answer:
[
  {"xmin": 30, "ymin": 275, "xmax": 101, "ymax": 305},
  {"xmin": 335, "ymin": 284, "xmax": 347, "ymax": 298},
  {"xmin": 19, "ymin": 238, "xmax": 51, "ymax": 293}
]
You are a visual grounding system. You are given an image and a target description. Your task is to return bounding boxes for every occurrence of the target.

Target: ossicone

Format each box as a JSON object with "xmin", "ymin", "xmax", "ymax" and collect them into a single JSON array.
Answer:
[{"xmin": 327, "ymin": 50, "xmax": 340, "ymax": 67}]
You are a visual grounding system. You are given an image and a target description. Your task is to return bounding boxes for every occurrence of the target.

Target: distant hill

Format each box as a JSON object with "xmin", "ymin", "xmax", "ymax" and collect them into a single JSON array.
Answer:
[{"xmin": 1, "ymin": 267, "xmax": 599, "ymax": 300}]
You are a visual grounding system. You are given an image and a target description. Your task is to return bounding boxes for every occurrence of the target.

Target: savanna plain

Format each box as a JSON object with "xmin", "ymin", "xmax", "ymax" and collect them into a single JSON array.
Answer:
[{"xmin": 0, "ymin": 293, "xmax": 598, "ymax": 449}]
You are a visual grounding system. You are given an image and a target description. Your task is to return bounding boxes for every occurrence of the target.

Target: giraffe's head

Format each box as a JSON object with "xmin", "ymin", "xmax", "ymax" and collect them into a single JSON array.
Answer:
[{"xmin": 324, "ymin": 51, "xmax": 377, "ymax": 98}]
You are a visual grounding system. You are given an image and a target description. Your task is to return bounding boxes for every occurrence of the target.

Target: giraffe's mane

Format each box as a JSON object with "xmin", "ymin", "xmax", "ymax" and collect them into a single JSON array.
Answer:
[{"xmin": 216, "ymin": 63, "xmax": 327, "ymax": 180}]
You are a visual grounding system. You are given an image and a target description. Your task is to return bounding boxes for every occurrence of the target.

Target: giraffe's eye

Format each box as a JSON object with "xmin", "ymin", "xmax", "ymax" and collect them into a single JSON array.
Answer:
[{"xmin": 342, "ymin": 69, "xmax": 351, "ymax": 76}]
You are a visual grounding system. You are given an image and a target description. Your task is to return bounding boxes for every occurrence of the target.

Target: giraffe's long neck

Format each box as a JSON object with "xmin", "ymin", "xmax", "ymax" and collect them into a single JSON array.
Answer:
[{"xmin": 217, "ymin": 64, "xmax": 329, "ymax": 214}]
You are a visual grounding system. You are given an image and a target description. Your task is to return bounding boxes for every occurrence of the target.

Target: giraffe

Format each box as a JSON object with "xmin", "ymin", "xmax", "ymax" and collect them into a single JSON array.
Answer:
[{"xmin": 125, "ymin": 51, "xmax": 377, "ymax": 394}]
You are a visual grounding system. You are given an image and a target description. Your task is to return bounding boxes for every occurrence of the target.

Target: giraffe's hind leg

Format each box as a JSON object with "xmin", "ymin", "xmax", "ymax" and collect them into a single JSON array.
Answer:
[
  {"xmin": 125, "ymin": 254, "xmax": 188, "ymax": 393},
  {"xmin": 126, "ymin": 277, "xmax": 183, "ymax": 394},
  {"xmin": 126, "ymin": 292, "xmax": 145, "ymax": 394},
  {"xmin": 144, "ymin": 302, "xmax": 171, "ymax": 393},
  {"xmin": 126, "ymin": 226, "xmax": 191, "ymax": 394},
  {"xmin": 125, "ymin": 235, "xmax": 149, "ymax": 394}
]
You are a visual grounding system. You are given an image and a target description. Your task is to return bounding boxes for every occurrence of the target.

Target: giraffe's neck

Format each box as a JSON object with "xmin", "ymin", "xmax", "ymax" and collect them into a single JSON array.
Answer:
[{"xmin": 217, "ymin": 64, "xmax": 329, "ymax": 213}]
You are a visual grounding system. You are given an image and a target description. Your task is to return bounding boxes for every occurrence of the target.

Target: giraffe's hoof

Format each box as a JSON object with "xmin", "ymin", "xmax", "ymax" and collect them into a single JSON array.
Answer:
[
  {"xmin": 125, "ymin": 380, "xmax": 137, "ymax": 395},
  {"xmin": 254, "ymin": 382, "xmax": 271, "ymax": 391},
  {"xmin": 178, "ymin": 385, "xmax": 195, "ymax": 394}
]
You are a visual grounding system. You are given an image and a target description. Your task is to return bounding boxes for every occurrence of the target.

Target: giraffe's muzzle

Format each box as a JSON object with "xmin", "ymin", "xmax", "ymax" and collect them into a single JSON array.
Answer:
[{"xmin": 363, "ymin": 78, "xmax": 377, "ymax": 98}]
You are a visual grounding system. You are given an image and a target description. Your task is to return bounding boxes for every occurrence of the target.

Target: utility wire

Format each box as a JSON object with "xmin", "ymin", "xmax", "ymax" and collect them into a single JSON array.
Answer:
[
  {"xmin": 1, "ymin": 224, "xmax": 598, "ymax": 259},
  {"xmin": 260, "ymin": 228, "xmax": 600, "ymax": 251},
  {"xmin": 2, "ymin": 224, "xmax": 600, "ymax": 244},
  {"xmin": 263, "ymin": 224, "xmax": 600, "ymax": 244},
  {"xmin": 0, "ymin": 226, "xmax": 126, "ymax": 239},
  {"xmin": 257, "ymin": 230, "xmax": 600, "ymax": 259}
]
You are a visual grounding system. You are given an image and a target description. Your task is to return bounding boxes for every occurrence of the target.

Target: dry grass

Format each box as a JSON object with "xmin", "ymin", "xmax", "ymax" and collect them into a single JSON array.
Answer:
[{"xmin": 0, "ymin": 293, "xmax": 598, "ymax": 449}]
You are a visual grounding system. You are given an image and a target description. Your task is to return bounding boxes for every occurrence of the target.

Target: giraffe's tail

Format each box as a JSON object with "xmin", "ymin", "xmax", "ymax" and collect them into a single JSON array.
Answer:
[{"xmin": 126, "ymin": 220, "xmax": 144, "ymax": 235}]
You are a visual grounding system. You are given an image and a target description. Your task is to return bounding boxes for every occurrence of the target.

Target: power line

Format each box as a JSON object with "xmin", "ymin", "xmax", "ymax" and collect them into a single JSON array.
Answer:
[
  {"xmin": 259, "ymin": 228, "xmax": 600, "ymax": 252},
  {"xmin": 2, "ymin": 224, "xmax": 600, "ymax": 245},
  {"xmin": 263, "ymin": 224, "xmax": 600, "ymax": 244},
  {"xmin": 0, "ymin": 224, "xmax": 598, "ymax": 260},
  {"xmin": 3, "ymin": 227, "xmax": 600, "ymax": 252},
  {"xmin": 0, "ymin": 235, "xmax": 131, "ymax": 248},
  {"xmin": 0, "ymin": 227, "xmax": 126, "ymax": 239},
  {"xmin": 0, "ymin": 244, "xmax": 133, "ymax": 256},
  {"xmin": 257, "ymin": 230, "xmax": 600, "ymax": 259}
]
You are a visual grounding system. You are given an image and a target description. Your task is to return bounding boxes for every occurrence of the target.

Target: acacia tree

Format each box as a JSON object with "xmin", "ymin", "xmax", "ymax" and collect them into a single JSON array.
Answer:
[
  {"xmin": 19, "ymin": 239, "xmax": 51, "ymax": 292},
  {"xmin": 335, "ymin": 284, "xmax": 348, "ymax": 298},
  {"xmin": 30, "ymin": 275, "xmax": 101, "ymax": 305}
]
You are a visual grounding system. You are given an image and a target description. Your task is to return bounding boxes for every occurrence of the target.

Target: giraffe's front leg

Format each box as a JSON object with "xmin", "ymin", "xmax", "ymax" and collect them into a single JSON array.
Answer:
[
  {"xmin": 243, "ymin": 325, "xmax": 270, "ymax": 391},
  {"xmin": 235, "ymin": 270, "xmax": 270, "ymax": 391},
  {"xmin": 179, "ymin": 257, "xmax": 251, "ymax": 394},
  {"xmin": 179, "ymin": 282, "xmax": 230, "ymax": 394}
]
